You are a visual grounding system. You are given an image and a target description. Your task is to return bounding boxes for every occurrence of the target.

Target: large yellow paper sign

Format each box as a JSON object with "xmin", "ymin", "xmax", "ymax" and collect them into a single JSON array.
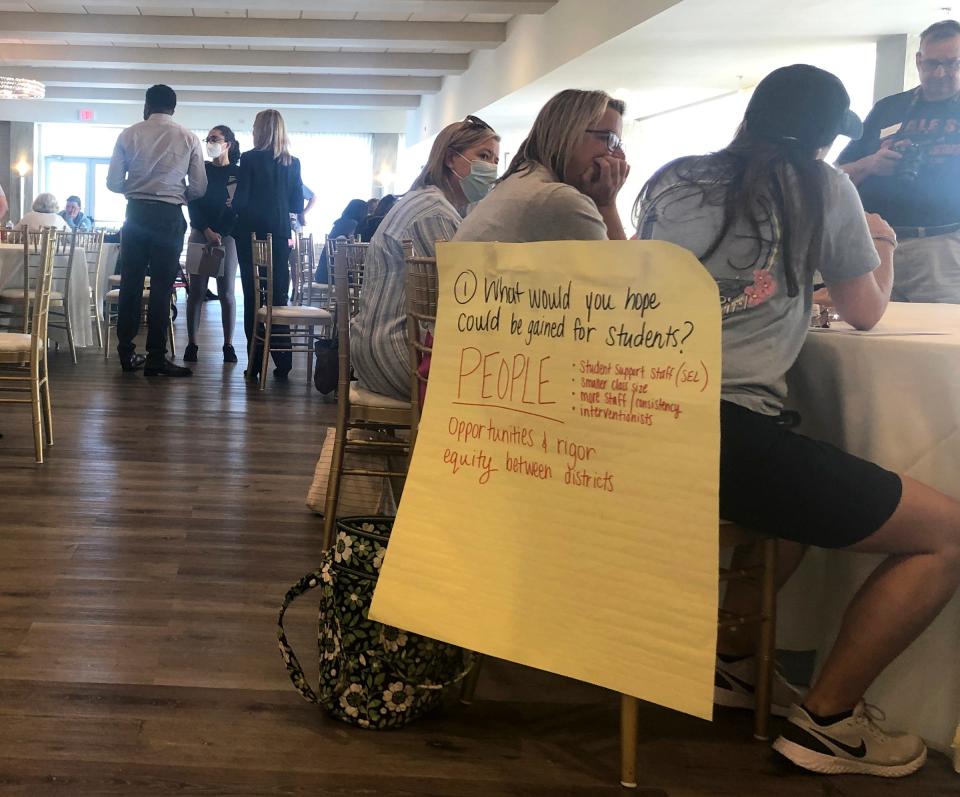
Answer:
[{"xmin": 370, "ymin": 240, "xmax": 721, "ymax": 719}]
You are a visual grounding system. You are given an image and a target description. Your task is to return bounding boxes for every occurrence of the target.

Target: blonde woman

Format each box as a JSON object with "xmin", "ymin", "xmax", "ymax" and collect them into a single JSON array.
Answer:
[
  {"xmin": 455, "ymin": 89, "xmax": 629, "ymax": 243},
  {"xmin": 351, "ymin": 115, "xmax": 500, "ymax": 399},
  {"xmin": 233, "ymin": 109, "xmax": 303, "ymax": 381}
]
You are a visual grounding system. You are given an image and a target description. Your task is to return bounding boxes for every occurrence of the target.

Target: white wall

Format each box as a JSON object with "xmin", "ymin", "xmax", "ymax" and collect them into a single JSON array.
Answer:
[{"xmin": 407, "ymin": 0, "xmax": 680, "ymax": 145}]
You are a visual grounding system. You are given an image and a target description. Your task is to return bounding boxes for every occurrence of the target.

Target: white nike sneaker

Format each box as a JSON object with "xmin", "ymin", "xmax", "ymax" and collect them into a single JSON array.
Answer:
[
  {"xmin": 773, "ymin": 702, "xmax": 927, "ymax": 777},
  {"xmin": 714, "ymin": 655, "xmax": 803, "ymax": 717}
]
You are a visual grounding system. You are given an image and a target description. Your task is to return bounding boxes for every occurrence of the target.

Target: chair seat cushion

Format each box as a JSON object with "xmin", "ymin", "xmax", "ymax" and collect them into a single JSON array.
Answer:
[
  {"xmin": 257, "ymin": 305, "xmax": 332, "ymax": 322},
  {"xmin": 0, "ymin": 289, "xmax": 64, "ymax": 302},
  {"xmin": 105, "ymin": 288, "xmax": 150, "ymax": 302},
  {"xmin": 349, "ymin": 383, "xmax": 411, "ymax": 410},
  {"xmin": 0, "ymin": 332, "xmax": 31, "ymax": 353},
  {"xmin": 311, "ymin": 283, "xmax": 329, "ymax": 292}
]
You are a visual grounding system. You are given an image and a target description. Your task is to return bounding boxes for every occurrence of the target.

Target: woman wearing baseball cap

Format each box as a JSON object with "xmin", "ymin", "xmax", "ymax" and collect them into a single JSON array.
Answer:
[{"xmin": 635, "ymin": 64, "xmax": 960, "ymax": 778}]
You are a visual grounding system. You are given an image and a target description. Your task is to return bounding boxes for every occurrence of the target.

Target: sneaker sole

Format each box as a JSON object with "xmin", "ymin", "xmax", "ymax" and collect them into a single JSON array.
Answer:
[
  {"xmin": 772, "ymin": 736, "xmax": 927, "ymax": 777},
  {"xmin": 714, "ymin": 687, "xmax": 791, "ymax": 718}
]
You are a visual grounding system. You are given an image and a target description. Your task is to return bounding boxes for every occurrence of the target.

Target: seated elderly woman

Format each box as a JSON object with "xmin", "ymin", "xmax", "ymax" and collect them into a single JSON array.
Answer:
[
  {"xmin": 350, "ymin": 116, "xmax": 500, "ymax": 400},
  {"xmin": 454, "ymin": 88, "xmax": 630, "ymax": 243},
  {"xmin": 19, "ymin": 193, "xmax": 69, "ymax": 232}
]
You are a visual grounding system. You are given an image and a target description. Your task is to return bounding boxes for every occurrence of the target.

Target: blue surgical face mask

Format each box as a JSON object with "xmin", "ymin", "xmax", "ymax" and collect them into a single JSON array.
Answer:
[{"xmin": 455, "ymin": 152, "xmax": 498, "ymax": 203}]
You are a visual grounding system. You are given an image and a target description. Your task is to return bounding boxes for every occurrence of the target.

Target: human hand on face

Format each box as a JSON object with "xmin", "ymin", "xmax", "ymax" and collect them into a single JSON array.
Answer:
[{"xmin": 575, "ymin": 154, "xmax": 630, "ymax": 209}]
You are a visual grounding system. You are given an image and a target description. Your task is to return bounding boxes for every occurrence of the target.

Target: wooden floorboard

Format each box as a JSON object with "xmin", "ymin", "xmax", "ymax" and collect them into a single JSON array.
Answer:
[{"xmin": 0, "ymin": 292, "xmax": 955, "ymax": 795}]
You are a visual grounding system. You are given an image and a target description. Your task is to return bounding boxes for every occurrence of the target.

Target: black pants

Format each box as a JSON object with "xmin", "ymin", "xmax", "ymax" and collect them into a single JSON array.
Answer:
[
  {"xmin": 235, "ymin": 231, "xmax": 292, "ymax": 375},
  {"xmin": 117, "ymin": 200, "xmax": 186, "ymax": 364}
]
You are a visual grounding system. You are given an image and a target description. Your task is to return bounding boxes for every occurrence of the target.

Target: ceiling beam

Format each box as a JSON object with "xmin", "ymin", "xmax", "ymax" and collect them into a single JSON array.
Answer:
[
  {"xmin": 42, "ymin": 86, "xmax": 422, "ymax": 110},
  {"xmin": 0, "ymin": 44, "xmax": 469, "ymax": 76},
  {"xmin": 60, "ymin": 0, "xmax": 555, "ymax": 12},
  {"xmin": 0, "ymin": 66, "xmax": 442, "ymax": 95},
  {"xmin": 0, "ymin": 12, "xmax": 505, "ymax": 49}
]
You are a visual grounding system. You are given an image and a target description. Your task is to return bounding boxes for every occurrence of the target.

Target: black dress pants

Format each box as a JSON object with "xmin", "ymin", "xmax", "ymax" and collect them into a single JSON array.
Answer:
[
  {"xmin": 116, "ymin": 199, "xmax": 186, "ymax": 364},
  {"xmin": 235, "ymin": 231, "xmax": 293, "ymax": 375}
]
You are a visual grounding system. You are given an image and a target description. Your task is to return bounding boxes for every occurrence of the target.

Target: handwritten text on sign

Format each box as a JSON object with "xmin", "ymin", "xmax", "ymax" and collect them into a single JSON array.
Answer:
[{"xmin": 370, "ymin": 241, "xmax": 722, "ymax": 721}]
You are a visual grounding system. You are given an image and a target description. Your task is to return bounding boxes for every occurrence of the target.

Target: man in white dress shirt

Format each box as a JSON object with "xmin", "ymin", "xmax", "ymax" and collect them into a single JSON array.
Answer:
[{"xmin": 107, "ymin": 84, "xmax": 206, "ymax": 376}]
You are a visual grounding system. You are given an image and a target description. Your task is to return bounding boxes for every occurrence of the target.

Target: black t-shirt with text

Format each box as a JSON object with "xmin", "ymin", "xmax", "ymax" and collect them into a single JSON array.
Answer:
[{"xmin": 838, "ymin": 88, "xmax": 960, "ymax": 228}]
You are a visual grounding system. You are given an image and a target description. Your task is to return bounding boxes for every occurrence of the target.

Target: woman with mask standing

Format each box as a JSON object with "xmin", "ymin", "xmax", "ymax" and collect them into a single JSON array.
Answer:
[
  {"xmin": 233, "ymin": 109, "xmax": 303, "ymax": 381},
  {"xmin": 185, "ymin": 124, "xmax": 241, "ymax": 363},
  {"xmin": 351, "ymin": 115, "xmax": 500, "ymax": 400}
]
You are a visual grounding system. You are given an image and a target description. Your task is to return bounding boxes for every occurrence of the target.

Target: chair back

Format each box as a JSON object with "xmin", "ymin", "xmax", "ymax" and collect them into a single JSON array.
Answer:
[
  {"xmin": 30, "ymin": 229, "xmax": 58, "ymax": 361},
  {"xmin": 251, "ymin": 233, "xmax": 274, "ymax": 325},
  {"xmin": 293, "ymin": 232, "xmax": 314, "ymax": 305},
  {"xmin": 51, "ymin": 228, "xmax": 79, "ymax": 304},
  {"xmin": 404, "ymin": 245, "xmax": 438, "ymax": 428},
  {"xmin": 331, "ymin": 247, "xmax": 357, "ymax": 423},
  {"xmin": 75, "ymin": 229, "xmax": 106, "ymax": 298}
]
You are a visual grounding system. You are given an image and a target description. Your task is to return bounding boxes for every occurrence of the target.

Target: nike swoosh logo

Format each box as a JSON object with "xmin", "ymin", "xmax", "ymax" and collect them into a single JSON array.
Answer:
[{"xmin": 806, "ymin": 727, "xmax": 867, "ymax": 758}]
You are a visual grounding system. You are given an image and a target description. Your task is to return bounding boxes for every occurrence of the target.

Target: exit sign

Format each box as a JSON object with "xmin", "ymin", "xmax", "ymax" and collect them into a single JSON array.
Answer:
[{"xmin": 77, "ymin": 109, "xmax": 95, "ymax": 122}]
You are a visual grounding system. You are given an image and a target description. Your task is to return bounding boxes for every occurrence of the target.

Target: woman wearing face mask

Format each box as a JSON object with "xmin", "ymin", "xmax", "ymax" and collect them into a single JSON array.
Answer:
[
  {"xmin": 185, "ymin": 124, "xmax": 241, "ymax": 363},
  {"xmin": 351, "ymin": 115, "xmax": 500, "ymax": 400},
  {"xmin": 454, "ymin": 89, "xmax": 630, "ymax": 243}
]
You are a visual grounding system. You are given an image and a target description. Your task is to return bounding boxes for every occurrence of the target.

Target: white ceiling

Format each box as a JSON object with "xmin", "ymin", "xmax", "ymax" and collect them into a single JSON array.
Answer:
[
  {"xmin": 477, "ymin": 0, "xmax": 951, "ymax": 133},
  {"xmin": 0, "ymin": 1, "xmax": 556, "ymax": 115}
]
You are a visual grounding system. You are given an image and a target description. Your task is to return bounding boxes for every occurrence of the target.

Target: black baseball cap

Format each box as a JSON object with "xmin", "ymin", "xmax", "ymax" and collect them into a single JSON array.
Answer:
[{"xmin": 745, "ymin": 64, "xmax": 863, "ymax": 147}]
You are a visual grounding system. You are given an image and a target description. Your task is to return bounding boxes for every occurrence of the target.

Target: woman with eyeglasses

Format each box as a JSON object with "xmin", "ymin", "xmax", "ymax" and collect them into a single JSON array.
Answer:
[
  {"xmin": 233, "ymin": 109, "xmax": 303, "ymax": 381},
  {"xmin": 351, "ymin": 115, "xmax": 500, "ymax": 400},
  {"xmin": 185, "ymin": 124, "xmax": 241, "ymax": 363},
  {"xmin": 454, "ymin": 89, "xmax": 630, "ymax": 243}
]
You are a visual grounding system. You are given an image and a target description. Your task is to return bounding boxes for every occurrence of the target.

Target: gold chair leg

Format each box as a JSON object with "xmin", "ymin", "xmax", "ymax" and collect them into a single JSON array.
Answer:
[
  {"xmin": 258, "ymin": 324, "xmax": 271, "ymax": 390},
  {"xmin": 321, "ymin": 425, "xmax": 348, "ymax": 550},
  {"xmin": 306, "ymin": 325, "xmax": 314, "ymax": 385},
  {"xmin": 753, "ymin": 538, "xmax": 778, "ymax": 741},
  {"xmin": 459, "ymin": 654, "xmax": 483, "ymax": 705},
  {"xmin": 104, "ymin": 304, "xmax": 112, "ymax": 360},
  {"xmin": 620, "ymin": 695, "xmax": 639, "ymax": 789},
  {"xmin": 93, "ymin": 304, "xmax": 104, "ymax": 349},
  {"xmin": 30, "ymin": 373, "xmax": 44, "ymax": 464}
]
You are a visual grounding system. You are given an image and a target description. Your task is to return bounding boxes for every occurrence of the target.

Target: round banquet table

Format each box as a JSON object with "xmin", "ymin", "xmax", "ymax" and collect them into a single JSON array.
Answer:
[
  {"xmin": 779, "ymin": 302, "xmax": 960, "ymax": 769},
  {"xmin": 0, "ymin": 241, "xmax": 94, "ymax": 348}
]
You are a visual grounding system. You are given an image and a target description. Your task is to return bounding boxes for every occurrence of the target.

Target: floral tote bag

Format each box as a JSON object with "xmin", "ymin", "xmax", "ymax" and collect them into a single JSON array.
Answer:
[{"xmin": 277, "ymin": 516, "xmax": 475, "ymax": 729}]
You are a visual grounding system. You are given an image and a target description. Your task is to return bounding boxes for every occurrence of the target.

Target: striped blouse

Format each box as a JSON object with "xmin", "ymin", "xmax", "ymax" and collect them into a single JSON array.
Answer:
[{"xmin": 350, "ymin": 186, "xmax": 461, "ymax": 399}]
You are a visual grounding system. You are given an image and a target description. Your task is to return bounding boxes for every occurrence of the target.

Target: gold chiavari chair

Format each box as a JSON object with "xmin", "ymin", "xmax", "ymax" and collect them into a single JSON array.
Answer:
[
  {"xmin": 75, "ymin": 229, "xmax": 106, "ymax": 349},
  {"xmin": 0, "ymin": 228, "xmax": 56, "ymax": 462},
  {"xmin": 0, "ymin": 227, "xmax": 82, "ymax": 363},
  {"xmin": 249, "ymin": 234, "xmax": 332, "ymax": 390},
  {"xmin": 103, "ymin": 280, "xmax": 174, "ymax": 359},
  {"xmin": 320, "ymin": 245, "xmax": 411, "ymax": 549},
  {"xmin": 292, "ymin": 232, "xmax": 315, "ymax": 306}
]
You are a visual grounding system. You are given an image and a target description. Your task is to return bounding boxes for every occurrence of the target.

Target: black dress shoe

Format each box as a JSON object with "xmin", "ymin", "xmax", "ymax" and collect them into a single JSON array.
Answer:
[
  {"xmin": 273, "ymin": 368, "xmax": 290, "ymax": 381},
  {"xmin": 204, "ymin": 289, "xmax": 219, "ymax": 301},
  {"xmin": 120, "ymin": 354, "xmax": 146, "ymax": 372},
  {"xmin": 183, "ymin": 343, "xmax": 198, "ymax": 362},
  {"xmin": 222, "ymin": 344, "xmax": 238, "ymax": 363},
  {"xmin": 144, "ymin": 359, "xmax": 193, "ymax": 377}
]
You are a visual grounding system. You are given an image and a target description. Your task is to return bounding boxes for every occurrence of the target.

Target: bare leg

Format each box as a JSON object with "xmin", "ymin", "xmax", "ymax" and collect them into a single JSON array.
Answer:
[
  {"xmin": 718, "ymin": 539, "xmax": 807, "ymax": 656},
  {"xmin": 804, "ymin": 475, "xmax": 960, "ymax": 715},
  {"xmin": 186, "ymin": 273, "xmax": 205, "ymax": 347},
  {"xmin": 216, "ymin": 236, "xmax": 239, "ymax": 347}
]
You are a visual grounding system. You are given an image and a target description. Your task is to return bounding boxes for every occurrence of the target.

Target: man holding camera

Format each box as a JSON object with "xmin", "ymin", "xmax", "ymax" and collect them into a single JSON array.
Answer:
[{"xmin": 839, "ymin": 20, "xmax": 960, "ymax": 302}]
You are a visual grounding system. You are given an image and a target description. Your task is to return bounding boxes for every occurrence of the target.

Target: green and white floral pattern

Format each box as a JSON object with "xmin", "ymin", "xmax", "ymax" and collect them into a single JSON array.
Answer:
[{"xmin": 277, "ymin": 516, "xmax": 475, "ymax": 730}]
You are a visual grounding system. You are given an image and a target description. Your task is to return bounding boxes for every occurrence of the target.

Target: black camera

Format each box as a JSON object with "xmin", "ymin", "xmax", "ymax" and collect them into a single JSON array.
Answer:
[{"xmin": 894, "ymin": 141, "xmax": 925, "ymax": 181}]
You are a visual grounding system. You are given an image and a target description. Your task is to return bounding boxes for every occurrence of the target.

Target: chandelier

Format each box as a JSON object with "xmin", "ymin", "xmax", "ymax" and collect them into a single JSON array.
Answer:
[{"xmin": 0, "ymin": 77, "xmax": 45, "ymax": 100}]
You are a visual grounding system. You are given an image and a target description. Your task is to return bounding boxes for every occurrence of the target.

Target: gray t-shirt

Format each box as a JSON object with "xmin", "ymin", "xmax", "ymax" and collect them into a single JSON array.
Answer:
[
  {"xmin": 454, "ymin": 163, "xmax": 608, "ymax": 243},
  {"xmin": 638, "ymin": 157, "xmax": 879, "ymax": 415}
]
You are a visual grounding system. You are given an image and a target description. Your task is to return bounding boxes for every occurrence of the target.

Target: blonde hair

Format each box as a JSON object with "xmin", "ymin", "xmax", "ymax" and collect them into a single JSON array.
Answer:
[
  {"xmin": 409, "ymin": 118, "xmax": 500, "ymax": 202},
  {"xmin": 252, "ymin": 109, "xmax": 292, "ymax": 166},
  {"xmin": 32, "ymin": 192, "xmax": 59, "ymax": 213},
  {"xmin": 501, "ymin": 89, "xmax": 625, "ymax": 184}
]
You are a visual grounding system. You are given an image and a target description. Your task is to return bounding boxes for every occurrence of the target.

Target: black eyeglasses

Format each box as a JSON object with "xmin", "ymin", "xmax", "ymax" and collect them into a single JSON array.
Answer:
[
  {"xmin": 463, "ymin": 114, "xmax": 493, "ymax": 131},
  {"xmin": 585, "ymin": 128, "xmax": 623, "ymax": 152}
]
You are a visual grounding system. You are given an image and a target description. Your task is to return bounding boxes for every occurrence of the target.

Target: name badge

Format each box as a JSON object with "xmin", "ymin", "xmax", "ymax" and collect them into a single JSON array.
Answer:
[{"xmin": 880, "ymin": 123, "xmax": 902, "ymax": 139}]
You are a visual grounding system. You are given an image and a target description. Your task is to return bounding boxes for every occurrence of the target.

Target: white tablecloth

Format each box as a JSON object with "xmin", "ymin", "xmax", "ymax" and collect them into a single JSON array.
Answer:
[
  {"xmin": 97, "ymin": 243, "xmax": 121, "ymax": 317},
  {"xmin": 780, "ymin": 302, "xmax": 960, "ymax": 763},
  {"xmin": 0, "ymin": 242, "xmax": 94, "ymax": 348}
]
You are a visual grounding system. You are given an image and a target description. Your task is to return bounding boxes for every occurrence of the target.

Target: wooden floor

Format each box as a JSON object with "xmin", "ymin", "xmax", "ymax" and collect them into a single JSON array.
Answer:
[{"xmin": 0, "ymin": 290, "xmax": 955, "ymax": 796}]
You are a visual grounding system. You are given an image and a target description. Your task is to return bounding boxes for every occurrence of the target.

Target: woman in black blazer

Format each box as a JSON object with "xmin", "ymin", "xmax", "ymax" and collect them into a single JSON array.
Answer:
[{"xmin": 233, "ymin": 108, "xmax": 303, "ymax": 380}]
